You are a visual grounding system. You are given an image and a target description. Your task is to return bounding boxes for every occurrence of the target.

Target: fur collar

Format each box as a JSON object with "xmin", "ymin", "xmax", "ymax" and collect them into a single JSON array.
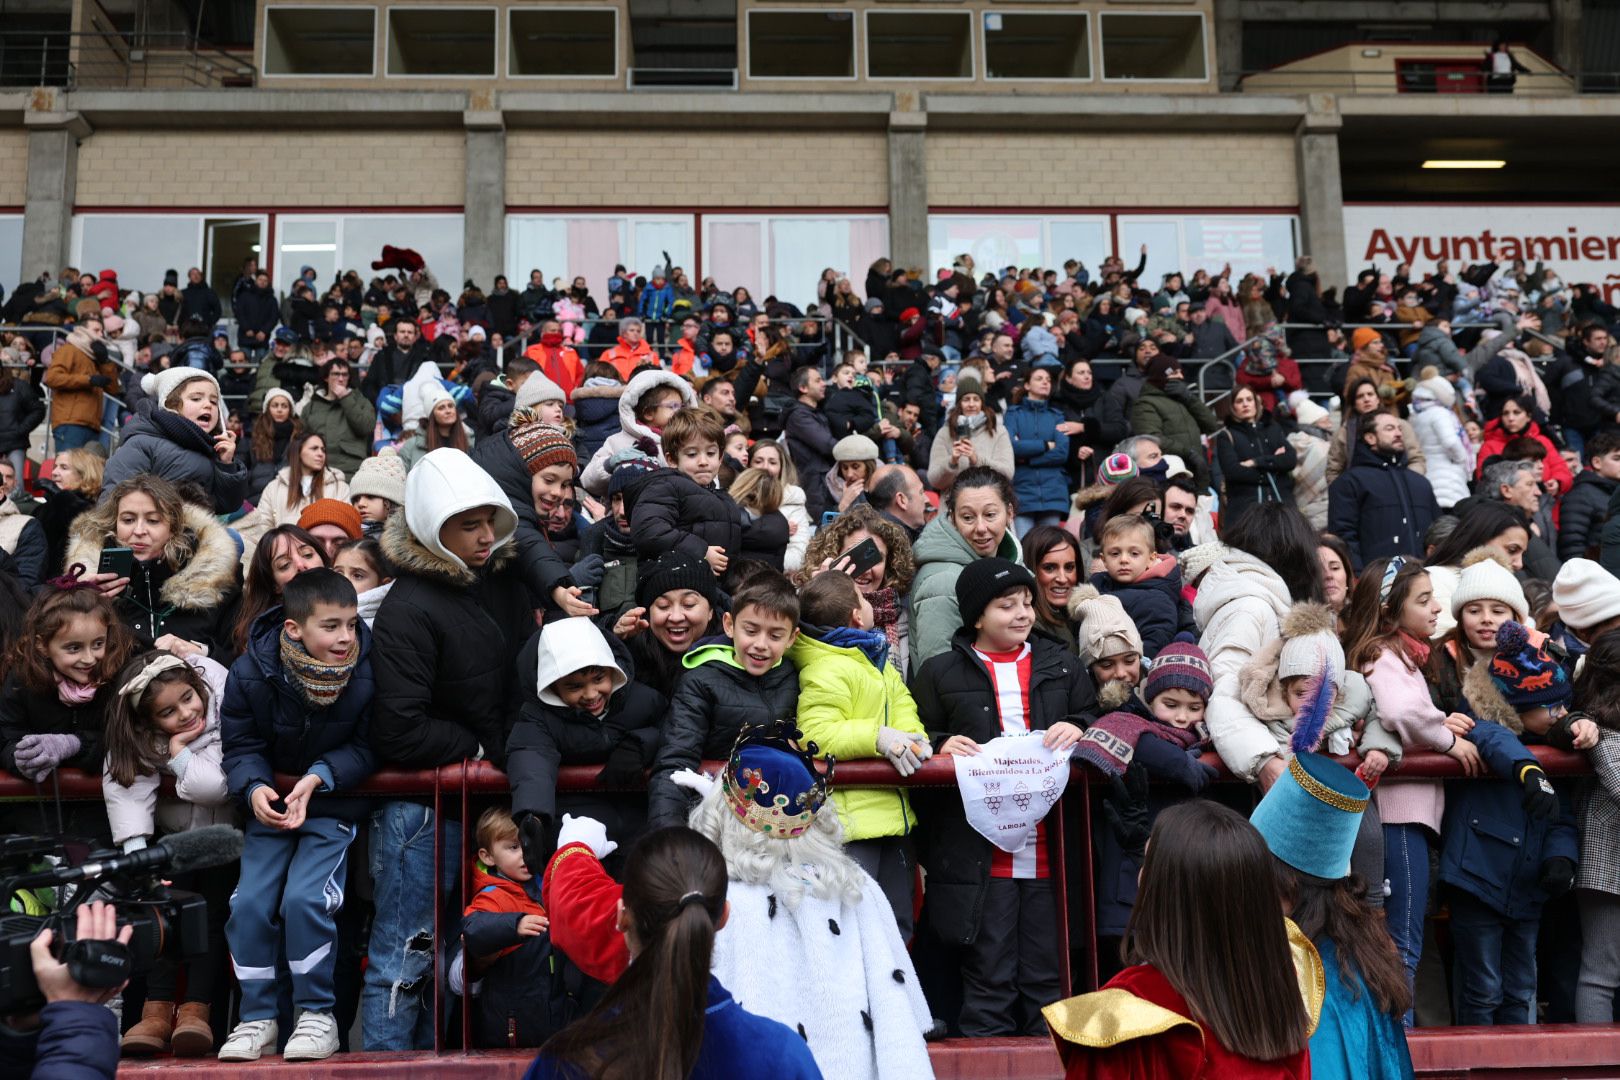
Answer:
[
  {"xmin": 65, "ymin": 503, "xmax": 239, "ymax": 611},
  {"xmin": 1238, "ymin": 637, "xmax": 1293, "ymax": 724},
  {"xmin": 1462, "ymin": 652, "xmax": 1523, "ymax": 733},
  {"xmin": 379, "ymin": 509, "xmax": 516, "ymax": 589},
  {"xmin": 571, "ymin": 382, "xmax": 625, "ymax": 402}
]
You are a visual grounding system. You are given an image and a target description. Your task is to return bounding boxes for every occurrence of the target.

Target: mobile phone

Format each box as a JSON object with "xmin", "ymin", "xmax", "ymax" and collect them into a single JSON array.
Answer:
[
  {"xmin": 841, "ymin": 537, "xmax": 883, "ymax": 579},
  {"xmin": 821, "ymin": 510, "xmax": 841, "ymax": 527},
  {"xmin": 98, "ymin": 547, "xmax": 134, "ymax": 578},
  {"xmin": 955, "ymin": 418, "xmax": 971, "ymax": 440}
]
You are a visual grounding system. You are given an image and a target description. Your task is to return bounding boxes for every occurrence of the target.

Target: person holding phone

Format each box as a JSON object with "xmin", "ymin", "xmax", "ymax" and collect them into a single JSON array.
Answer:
[
  {"xmin": 928, "ymin": 371, "xmax": 1013, "ymax": 493},
  {"xmin": 102, "ymin": 367, "xmax": 247, "ymax": 517}
]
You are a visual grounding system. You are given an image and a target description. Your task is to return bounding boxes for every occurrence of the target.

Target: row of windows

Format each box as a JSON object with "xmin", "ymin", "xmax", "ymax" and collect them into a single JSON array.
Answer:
[{"xmin": 262, "ymin": 5, "xmax": 1207, "ymax": 82}]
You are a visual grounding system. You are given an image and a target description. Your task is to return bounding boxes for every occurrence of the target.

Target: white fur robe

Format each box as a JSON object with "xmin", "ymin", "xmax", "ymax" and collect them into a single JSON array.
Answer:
[{"xmin": 712, "ymin": 876, "xmax": 935, "ymax": 1080}]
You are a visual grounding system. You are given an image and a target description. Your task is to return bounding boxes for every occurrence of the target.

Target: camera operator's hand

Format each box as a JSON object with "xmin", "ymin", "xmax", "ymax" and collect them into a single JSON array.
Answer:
[{"xmin": 31, "ymin": 902, "xmax": 133, "ymax": 1005}]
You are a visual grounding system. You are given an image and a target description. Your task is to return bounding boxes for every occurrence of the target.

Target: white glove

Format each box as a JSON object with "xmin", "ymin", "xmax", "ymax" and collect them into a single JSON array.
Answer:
[
  {"xmin": 556, "ymin": 813, "xmax": 618, "ymax": 861},
  {"xmin": 876, "ymin": 726, "xmax": 932, "ymax": 778},
  {"xmin": 670, "ymin": 768, "xmax": 717, "ymax": 797}
]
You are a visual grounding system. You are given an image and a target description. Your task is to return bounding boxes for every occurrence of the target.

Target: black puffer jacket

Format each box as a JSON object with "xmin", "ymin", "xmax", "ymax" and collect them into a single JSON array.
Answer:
[
  {"xmin": 739, "ymin": 509, "xmax": 790, "ymax": 571},
  {"xmin": 1213, "ymin": 415, "xmax": 1298, "ymax": 529},
  {"xmin": 0, "ymin": 675, "xmax": 108, "ymax": 779},
  {"xmin": 623, "ymin": 468, "xmax": 743, "ymax": 566},
  {"xmin": 1559, "ymin": 470, "xmax": 1617, "ymax": 562},
  {"xmin": 1326, "ymin": 440, "xmax": 1441, "ymax": 572},
  {"xmin": 0, "ymin": 382, "xmax": 46, "ymax": 454},
  {"xmin": 1053, "ymin": 379, "xmax": 1128, "ymax": 487},
  {"xmin": 469, "ymin": 428, "xmax": 576, "ymax": 612},
  {"xmin": 910, "ymin": 630, "xmax": 1096, "ymax": 944},
  {"xmin": 506, "ymin": 629, "xmax": 665, "ymax": 858},
  {"xmin": 782, "ymin": 400, "xmax": 836, "ymax": 522},
  {"xmin": 371, "ymin": 511, "xmax": 535, "ymax": 769},
  {"xmin": 647, "ymin": 641, "xmax": 800, "ymax": 828}
]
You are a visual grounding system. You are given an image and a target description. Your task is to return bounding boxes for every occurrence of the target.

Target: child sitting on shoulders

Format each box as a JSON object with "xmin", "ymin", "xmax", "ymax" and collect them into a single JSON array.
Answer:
[
  {"xmin": 461, "ymin": 806, "xmax": 561, "ymax": 1049},
  {"xmin": 1088, "ymin": 514, "xmax": 1193, "ymax": 659}
]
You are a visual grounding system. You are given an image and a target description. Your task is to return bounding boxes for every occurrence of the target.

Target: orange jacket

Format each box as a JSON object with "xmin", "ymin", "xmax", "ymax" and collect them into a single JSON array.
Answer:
[
  {"xmin": 523, "ymin": 336, "xmax": 583, "ymax": 400},
  {"xmin": 670, "ymin": 338, "xmax": 701, "ymax": 377},
  {"xmin": 464, "ymin": 865, "xmax": 545, "ymax": 963},
  {"xmin": 542, "ymin": 842, "xmax": 627, "ymax": 984},
  {"xmin": 43, "ymin": 334, "xmax": 119, "ymax": 430},
  {"xmin": 599, "ymin": 337, "xmax": 658, "ymax": 382}
]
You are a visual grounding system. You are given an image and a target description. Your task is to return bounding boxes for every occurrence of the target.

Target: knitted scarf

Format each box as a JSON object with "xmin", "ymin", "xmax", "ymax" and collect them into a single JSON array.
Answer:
[
  {"xmin": 1075, "ymin": 711, "xmax": 1205, "ymax": 778},
  {"xmin": 149, "ymin": 406, "xmax": 220, "ymax": 453},
  {"xmin": 864, "ymin": 587, "xmax": 902, "ymax": 657},
  {"xmin": 278, "ymin": 627, "xmax": 358, "ymax": 708},
  {"xmin": 56, "ymin": 675, "xmax": 100, "ymax": 706}
]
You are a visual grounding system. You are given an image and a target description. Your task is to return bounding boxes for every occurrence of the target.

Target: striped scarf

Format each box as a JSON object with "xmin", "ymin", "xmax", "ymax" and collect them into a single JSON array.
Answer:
[{"xmin": 279, "ymin": 627, "xmax": 358, "ymax": 708}]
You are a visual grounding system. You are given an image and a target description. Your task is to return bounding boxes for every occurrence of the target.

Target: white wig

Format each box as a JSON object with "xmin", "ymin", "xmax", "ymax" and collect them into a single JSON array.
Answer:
[{"xmin": 687, "ymin": 781, "xmax": 865, "ymax": 912}]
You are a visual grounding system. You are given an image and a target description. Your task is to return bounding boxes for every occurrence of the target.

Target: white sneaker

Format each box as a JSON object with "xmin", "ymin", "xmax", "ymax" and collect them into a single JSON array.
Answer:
[
  {"xmin": 217, "ymin": 1018, "xmax": 277, "ymax": 1062},
  {"xmin": 282, "ymin": 1010, "xmax": 339, "ymax": 1062}
]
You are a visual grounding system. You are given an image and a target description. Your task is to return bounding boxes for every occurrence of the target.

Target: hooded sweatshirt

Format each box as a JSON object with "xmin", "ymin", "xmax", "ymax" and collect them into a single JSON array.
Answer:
[{"xmin": 579, "ymin": 369, "xmax": 696, "ymax": 497}]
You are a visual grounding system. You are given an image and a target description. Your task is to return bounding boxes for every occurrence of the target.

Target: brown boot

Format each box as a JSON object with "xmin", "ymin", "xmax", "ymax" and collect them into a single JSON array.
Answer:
[
  {"xmin": 121, "ymin": 1001, "xmax": 174, "ymax": 1057},
  {"xmin": 170, "ymin": 1002, "xmax": 214, "ymax": 1057}
]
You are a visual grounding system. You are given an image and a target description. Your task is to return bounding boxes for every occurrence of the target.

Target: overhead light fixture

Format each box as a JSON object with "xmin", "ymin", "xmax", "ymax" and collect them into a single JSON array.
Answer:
[
  {"xmin": 1421, "ymin": 159, "xmax": 1506, "ymax": 170},
  {"xmin": 250, "ymin": 244, "xmax": 261, "ymax": 253}
]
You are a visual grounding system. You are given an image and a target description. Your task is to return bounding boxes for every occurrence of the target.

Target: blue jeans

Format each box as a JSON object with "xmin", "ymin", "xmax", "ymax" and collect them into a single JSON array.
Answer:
[
  {"xmin": 1450, "ymin": 888, "xmax": 1538, "ymax": 1025},
  {"xmin": 227, "ymin": 817, "xmax": 356, "ymax": 1019},
  {"xmin": 1015, "ymin": 511, "xmax": 1063, "ymax": 540},
  {"xmin": 1565, "ymin": 428, "xmax": 1586, "ymax": 459},
  {"xmin": 1383, "ymin": 822, "xmax": 1430, "ymax": 1025},
  {"xmin": 52, "ymin": 424, "xmax": 98, "ymax": 451},
  {"xmin": 360, "ymin": 801, "xmax": 460, "ymax": 1050}
]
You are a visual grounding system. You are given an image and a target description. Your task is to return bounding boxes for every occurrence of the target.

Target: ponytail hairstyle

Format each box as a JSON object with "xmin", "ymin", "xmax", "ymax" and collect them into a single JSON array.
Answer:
[
  {"xmin": 104, "ymin": 650, "xmax": 212, "ymax": 788},
  {"xmin": 1343, "ymin": 556, "xmax": 1432, "ymax": 673},
  {"xmin": 540, "ymin": 827, "xmax": 728, "ymax": 1080},
  {"xmin": 9, "ymin": 585, "xmax": 135, "ymax": 695},
  {"xmin": 1574, "ymin": 629, "xmax": 1620, "ymax": 730},
  {"xmin": 1273, "ymin": 859, "xmax": 1410, "ymax": 1020}
]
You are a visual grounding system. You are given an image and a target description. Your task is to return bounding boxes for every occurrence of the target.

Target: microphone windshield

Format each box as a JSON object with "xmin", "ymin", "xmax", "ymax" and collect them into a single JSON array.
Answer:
[{"xmin": 156, "ymin": 825, "xmax": 245, "ymax": 874}]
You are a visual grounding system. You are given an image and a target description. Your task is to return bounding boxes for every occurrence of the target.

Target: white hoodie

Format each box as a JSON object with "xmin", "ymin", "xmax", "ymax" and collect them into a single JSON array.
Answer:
[
  {"xmin": 403, "ymin": 447, "xmax": 518, "ymax": 571},
  {"xmin": 580, "ymin": 368, "xmax": 696, "ymax": 497},
  {"xmin": 533, "ymin": 617, "xmax": 627, "ymax": 705}
]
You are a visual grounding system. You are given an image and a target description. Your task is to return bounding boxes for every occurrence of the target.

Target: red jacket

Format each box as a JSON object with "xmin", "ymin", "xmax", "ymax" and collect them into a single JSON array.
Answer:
[
  {"xmin": 1049, "ymin": 962, "xmax": 1311, "ymax": 1080},
  {"xmin": 542, "ymin": 843, "xmax": 628, "ymax": 984},
  {"xmin": 1236, "ymin": 357, "xmax": 1303, "ymax": 413},
  {"xmin": 464, "ymin": 866, "xmax": 545, "ymax": 963},
  {"xmin": 524, "ymin": 334, "xmax": 583, "ymax": 399},
  {"xmin": 1474, "ymin": 417, "xmax": 1574, "ymax": 492}
]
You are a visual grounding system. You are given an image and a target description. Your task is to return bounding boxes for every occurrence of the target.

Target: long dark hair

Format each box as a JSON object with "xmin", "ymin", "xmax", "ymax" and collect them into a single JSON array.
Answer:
[
  {"xmin": 1125, "ymin": 802, "xmax": 1309, "ymax": 1062},
  {"xmin": 1021, "ymin": 525, "xmax": 1080, "ymax": 632},
  {"xmin": 945, "ymin": 389, "xmax": 997, "ymax": 437},
  {"xmin": 1427, "ymin": 503, "xmax": 1530, "ymax": 569},
  {"xmin": 1575, "ymin": 630, "xmax": 1620, "ymax": 728},
  {"xmin": 104, "ymin": 650, "xmax": 212, "ymax": 787},
  {"xmin": 1221, "ymin": 501, "xmax": 1325, "ymax": 604},
  {"xmin": 283, "ymin": 431, "xmax": 329, "ymax": 511},
  {"xmin": 1344, "ymin": 556, "xmax": 1431, "ymax": 673},
  {"xmin": 1098, "ymin": 477, "xmax": 1161, "ymax": 537},
  {"xmin": 540, "ymin": 827, "xmax": 728, "ymax": 1080},
  {"xmin": 1274, "ymin": 860, "xmax": 1410, "ymax": 1019},
  {"xmin": 250, "ymin": 397, "xmax": 302, "ymax": 463},
  {"xmin": 232, "ymin": 524, "xmax": 329, "ymax": 652},
  {"xmin": 10, "ymin": 587, "xmax": 135, "ymax": 695}
]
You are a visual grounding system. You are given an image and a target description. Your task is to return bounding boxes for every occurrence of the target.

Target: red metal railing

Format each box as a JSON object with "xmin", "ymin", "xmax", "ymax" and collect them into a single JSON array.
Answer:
[{"xmin": 0, "ymin": 746, "xmax": 1598, "ymax": 1078}]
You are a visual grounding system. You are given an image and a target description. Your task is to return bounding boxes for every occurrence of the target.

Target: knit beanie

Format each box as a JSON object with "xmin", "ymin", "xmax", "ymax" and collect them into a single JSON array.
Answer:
[
  {"xmin": 1414, "ymin": 374, "xmax": 1456, "ymax": 409},
  {"xmin": 417, "ymin": 379, "xmax": 455, "ymax": 421},
  {"xmin": 1450, "ymin": 547, "xmax": 1529, "ymax": 621},
  {"xmin": 1553, "ymin": 558, "xmax": 1620, "ymax": 633},
  {"xmin": 298, "ymin": 498, "xmax": 363, "ymax": 540},
  {"xmin": 1145, "ymin": 354, "xmax": 1182, "ymax": 389},
  {"xmin": 1123, "ymin": 307, "xmax": 1147, "ymax": 327},
  {"xmin": 142, "ymin": 367, "xmax": 223, "ymax": 430},
  {"xmin": 507, "ymin": 415, "xmax": 577, "ymax": 477},
  {"xmin": 515, "ymin": 370, "xmax": 565, "ymax": 411},
  {"xmin": 955, "ymin": 557, "xmax": 1036, "ymax": 632},
  {"xmin": 1351, "ymin": 327, "xmax": 1382, "ymax": 351},
  {"xmin": 1099, "ymin": 452, "xmax": 1138, "ymax": 487},
  {"xmin": 1178, "ymin": 542, "xmax": 1228, "ymax": 588},
  {"xmin": 349, "ymin": 451, "xmax": 407, "ymax": 507},
  {"xmin": 957, "ymin": 367, "xmax": 985, "ymax": 400},
  {"xmin": 606, "ymin": 448, "xmax": 660, "ymax": 498},
  {"xmin": 636, "ymin": 551, "xmax": 724, "ymax": 610},
  {"xmin": 1069, "ymin": 585, "xmax": 1145, "ymax": 666},
  {"xmin": 1278, "ymin": 603, "xmax": 1346, "ymax": 688},
  {"xmin": 262, "ymin": 387, "xmax": 296, "ymax": 415},
  {"xmin": 1294, "ymin": 399, "xmax": 1330, "ymax": 427},
  {"xmin": 1488, "ymin": 621, "xmax": 1572, "ymax": 710},
  {"xmin": 833, "ymin": 434, "xmax": 880, "ymax": 463},
  {"xmin": 1143, "ymin": 642, "xmax": 1213, "ymax": 704}
]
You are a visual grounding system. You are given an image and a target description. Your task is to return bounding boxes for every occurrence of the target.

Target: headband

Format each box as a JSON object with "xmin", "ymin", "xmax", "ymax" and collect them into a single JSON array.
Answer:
[
  {"xmin": 1379, "ymin": 556, "xmax": 1408, "ymax": 605},
  {"xmin": 116, "ymin": 654, "xmax": 188, "ymax": 702}
]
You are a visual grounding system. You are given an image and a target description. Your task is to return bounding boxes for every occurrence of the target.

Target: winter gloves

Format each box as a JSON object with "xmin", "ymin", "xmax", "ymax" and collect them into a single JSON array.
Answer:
[
  {"xmin": 556, "ymin": 814, "xmax": 617, "ymax": 861},
  {"xmin": 876, "ymin": 726, "xmax": 933, "ymax": 778},
  {"xmin": 13, "ymin": 733, "xmax": 81, "ymax": 781},
  {"xmin": 1102, "ymin": 765, "xmax": 1152, "ymax": 858},
  {"xmin": 1540, "ymin": 856, "xmax": 1575, "ymax": 898},
  {"xmin": 596, "ymin": 735, "xmax": 647, "ymax": 788},
  {"xmin": 519, "ymin": 813, "xmax": 550, "ymax": 875},
  {"xmin": 569, "ymin": 554, "xmax": 605, "ymax": 590},
  {"xmin": 1519, "ymin": 763, "xmax": 1559, "ymax": 821},
  {"xmin": 1131, "ymin": 735, "xmax": 1219, "ymax": 793}
]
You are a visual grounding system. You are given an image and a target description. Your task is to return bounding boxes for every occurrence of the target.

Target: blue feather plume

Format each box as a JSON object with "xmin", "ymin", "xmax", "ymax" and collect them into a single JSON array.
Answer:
[{"xmin": 1290, "ymin": 652, "xmax": 1335, "ymax": 756}]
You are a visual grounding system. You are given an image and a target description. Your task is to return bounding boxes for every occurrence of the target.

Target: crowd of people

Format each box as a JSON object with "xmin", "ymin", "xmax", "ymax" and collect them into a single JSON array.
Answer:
[{"xmin": 3, "ymin": 242, "xmax": 1620, "ymax": 1078}]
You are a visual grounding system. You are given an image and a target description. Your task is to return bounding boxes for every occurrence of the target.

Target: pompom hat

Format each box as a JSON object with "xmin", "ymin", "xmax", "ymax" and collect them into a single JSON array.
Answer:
[
  {"xmin": 1143, "ymin": 642, "xmax": 1213, "ymax": 704},
  {"xmin": 1451, "ymin": 547, "xmax": 1529, "ymax": 621}
]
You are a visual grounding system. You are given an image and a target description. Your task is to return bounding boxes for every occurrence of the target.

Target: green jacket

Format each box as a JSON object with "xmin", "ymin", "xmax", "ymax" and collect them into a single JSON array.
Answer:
[
  {"xmin": 301, "ymin": 389, "xmax": 376, "ymax": 478},
  {"xmin": 1130, "ymin": 382, "xmax": 1220, "ymax": 486},
  {"xmin": 789, "ymin": 628, "xmax": 926, "ymax": 843},
  {"xmin": 907, "ymin": 515, "xmax": 1023, "ymax": 672}
]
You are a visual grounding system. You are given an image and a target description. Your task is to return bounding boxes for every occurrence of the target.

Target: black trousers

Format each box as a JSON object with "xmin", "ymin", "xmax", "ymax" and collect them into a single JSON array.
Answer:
[{"xmin": 959, "ymin": 877, "xmax": 1060, "ymax": 1037}]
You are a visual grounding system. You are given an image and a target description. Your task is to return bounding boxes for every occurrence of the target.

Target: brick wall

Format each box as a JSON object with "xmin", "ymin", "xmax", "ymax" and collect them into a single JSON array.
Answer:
[
  {"xmin": 926, "ymin": 133, "xmax": 1298, "ymax": 207},
  {"xmin": 506, "ymin": 131, "xmax": 888, "ymax": 206},
  {"xmin": 0, "ymin": 132, "xmax": 27, "ymax": 205},
  {"xmin": 74, "ymin": 131, "xmax": 466, "ymax": 207}
]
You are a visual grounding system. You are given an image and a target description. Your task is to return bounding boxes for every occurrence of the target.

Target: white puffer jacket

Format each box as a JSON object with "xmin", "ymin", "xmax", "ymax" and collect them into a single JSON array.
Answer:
[
  {"xmin": 579, "ymin": 369, "xmax": 697, "ymax": 497},
  {"xmin": 1409, "ymin": 395, "xmax": 1473, "ymax": 509}
]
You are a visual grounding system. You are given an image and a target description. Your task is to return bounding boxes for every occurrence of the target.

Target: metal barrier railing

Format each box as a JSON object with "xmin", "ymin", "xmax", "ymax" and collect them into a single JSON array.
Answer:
[{"xmin": 0, "ymin": 30, "xmax": 255, "ymax": 89}]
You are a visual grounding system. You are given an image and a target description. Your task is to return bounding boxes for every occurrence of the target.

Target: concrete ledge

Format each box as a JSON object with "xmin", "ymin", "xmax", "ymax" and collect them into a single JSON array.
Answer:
[
  {"xmin": 63, "ymin": 89, "xmax": 472, "ymax": 128},
  {"xmin": 498, "ymin": 89, "xmax": 895, "ymax": 129},
  {"xmin": 920, "ymin": 92, "xmax": 1309, "ymax": 131}
]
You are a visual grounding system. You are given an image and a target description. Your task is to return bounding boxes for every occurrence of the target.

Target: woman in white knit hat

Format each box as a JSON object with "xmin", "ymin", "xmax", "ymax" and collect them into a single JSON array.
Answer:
[
  {"xmin": 102, "ymin": 366, "xmax": 248, "ymax": 515},
  {"xmin": 398, "ymin": 380, "xmax": 475, "ymax": 473}
]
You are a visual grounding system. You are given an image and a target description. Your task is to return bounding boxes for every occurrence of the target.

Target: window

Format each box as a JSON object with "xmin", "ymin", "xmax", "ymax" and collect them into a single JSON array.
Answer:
[
  {"xmin": 506, "ymin": 216, "xmax": 694, "ymax": 301},
  {"xmin": 386, "ymin": 6, "xmax": 496, "ymax": 77},
  {"xmin": 704, "ymin": 215, "xmax": 889, "ymax": 309},
  {"xmin": 1115, "ymin": 215, "xmax": 1298, "ymax": 279},
  {"xmin": 0, "ymin": 216, "xmax": 21, "ymax": 291},
  {"xmin": 866, "ymin": 11, "xmax": 972, "ymax": 80},
  {"xmin": 985, "ymin": 12, "xmax": 1089, "ymax": 81},
  {"xmin": 929, "ymin": 215, "xmax": 1110, "ymax": 278},
  {"xmin": 276, "ymin": 214, "xmax": 465, "ymax": 296},
  {"xmin": 263, "ymin": 6, "xmax": 376, "ymax": 77},
  {"xmin": 747, "ymin": 10, "xmax": 855, "ymax": 80},
  {"xmin": 75, "ymin": 216, "xmax": 209, "ymax": 295},
  {"xmin": 509, "ymin": 8, "xmax": 617, "ymax": 77},
  {"xmin": 1100, "ymin": 12, "xmax": 1206, "ymax": 81}
]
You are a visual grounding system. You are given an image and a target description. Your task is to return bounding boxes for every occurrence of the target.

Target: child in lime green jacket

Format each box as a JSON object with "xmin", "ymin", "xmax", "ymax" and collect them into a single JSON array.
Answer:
[{"xmin": 791, "ymin": 571, "xmax": 931, "ymax": 939}]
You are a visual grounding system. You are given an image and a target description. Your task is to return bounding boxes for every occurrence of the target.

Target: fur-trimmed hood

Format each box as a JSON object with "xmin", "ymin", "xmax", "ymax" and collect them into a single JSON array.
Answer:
[
  {"xmin": 1070, "ymin": 483, "xmax": 1112, "ymax": 514},
  {"xmin": 400, "ymin": 446, "xmax": 517, "ymax": 573},
  {"xmin": 380, "ymin": 505, "xmax": 516, "ymax": 589},
  {"xmin": 1239, "ymin": 636, "xmax": 1293, "ymax": 725},
  {"xmin": 616, "ymin": 369, "xmax": 696, "ymax": 443},
  {"xmin": 1462, "ymin": 650, "xmax": 1524, "ymax": 733},
  {"xmin": 64, "ymin": 502, "xmax": 238, "ymax": 612},
  {"xmin": 570, "ymin": 380, "xmax": 625, "ymax": 403}
]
